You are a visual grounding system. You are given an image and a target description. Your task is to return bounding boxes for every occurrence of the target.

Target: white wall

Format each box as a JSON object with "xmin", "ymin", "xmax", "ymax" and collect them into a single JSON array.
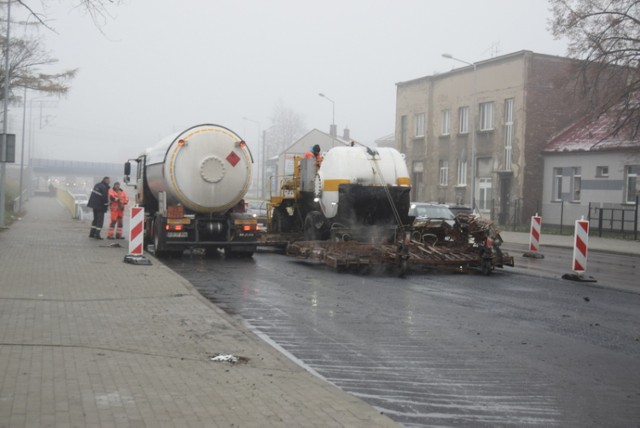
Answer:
[{"xmin": 542, "ymin": 151, "xmax": 632, "ymax": 226}]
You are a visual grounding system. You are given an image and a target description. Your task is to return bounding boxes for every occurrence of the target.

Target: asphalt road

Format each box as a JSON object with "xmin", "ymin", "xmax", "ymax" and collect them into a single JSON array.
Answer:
[
  {"xmin": 164, "ymin": 247, "xmax": 640, "ymax": 427},
  {"xmin": 501, "ymin": 242, "xmax": 640, "ymax": 293}
]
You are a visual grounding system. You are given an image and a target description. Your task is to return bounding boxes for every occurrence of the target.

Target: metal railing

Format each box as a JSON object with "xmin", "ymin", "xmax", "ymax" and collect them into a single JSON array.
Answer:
[
  {"xmin": 588, "ymin": 197, "xmax": 639, "ymax": 240},
  {"xmin": 12, "ymin": 189, "xmax": 29, "ymax": 214},
  {"xmin": 57, "ymin": 188, "xmax": 89, "ymax": 220}
]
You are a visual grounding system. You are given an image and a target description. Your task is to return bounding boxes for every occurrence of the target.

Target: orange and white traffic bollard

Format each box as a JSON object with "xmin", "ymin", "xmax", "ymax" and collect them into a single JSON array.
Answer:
[
  {"xmin": 572, "ymin": 218, "xmax": 589, "ymax": 273},
  {"xmin": 124, "ymin": 206, "xmax": 151, "ymax": 265},
  {"xmin": 523, "ymin": 214, "xmax": 544, "ymax": 259},
  {"xmin": 128, "ymin": 206, "xmax": 144, "ymax": 256},
  {"xmin": 562, "ymin": 216, "xmax": 596, "ymax": 282}
]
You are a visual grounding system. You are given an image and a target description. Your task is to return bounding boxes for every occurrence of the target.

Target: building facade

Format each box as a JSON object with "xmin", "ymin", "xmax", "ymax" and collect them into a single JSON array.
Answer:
[
  {"xmin": 268, "ymin": 128, "xmax": 351, "ymax": 198},
  {"xmin": 542, "ymin": 107, "xmax": 640, "ymax": 228},
  {"xmin": 395, "ymin": 50, "xmax": 593, "ymax": 225}
]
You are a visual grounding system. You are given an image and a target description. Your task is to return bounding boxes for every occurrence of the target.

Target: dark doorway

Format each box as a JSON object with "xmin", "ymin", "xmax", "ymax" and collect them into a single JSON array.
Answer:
[{"xmin": 498, "ymin": 172, "xmax": 512, "ymax": 225}]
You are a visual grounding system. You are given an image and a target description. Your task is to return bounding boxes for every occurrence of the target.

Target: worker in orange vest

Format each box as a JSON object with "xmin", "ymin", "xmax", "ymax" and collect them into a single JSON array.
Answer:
[
  {"xmin": 107, "ymin": 182, "xmax": 129, "ymax": 239},
  {"xmin": 304, "ymin": 144, "xmax": 323, "ymax": 168}
]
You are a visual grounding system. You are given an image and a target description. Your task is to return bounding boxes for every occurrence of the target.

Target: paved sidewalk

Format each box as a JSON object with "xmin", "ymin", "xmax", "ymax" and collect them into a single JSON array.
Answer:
[
  {"xmin": 0, "ymin": 196, "xmax": 397, "ymax": 428},
  {"xmin": 500, "ymin": 230, "xmax": 640, "ymax": 256}
]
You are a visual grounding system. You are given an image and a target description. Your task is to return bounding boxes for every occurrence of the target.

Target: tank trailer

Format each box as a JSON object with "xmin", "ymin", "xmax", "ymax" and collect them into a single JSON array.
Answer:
[{"xmin": 124, "ymin": 124, "xmax": 258, "ymax": 257}]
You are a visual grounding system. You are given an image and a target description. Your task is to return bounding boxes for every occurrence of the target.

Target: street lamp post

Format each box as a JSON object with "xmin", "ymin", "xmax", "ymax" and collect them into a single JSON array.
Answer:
[
  {"xmin": 0, "ymin": 0, "xmax": 12, "ymax": 227},
  {"xmin": 318, "ymin": 93, "xmax": 335, "ymax": 126},
  {"xmin": 242, "ymin": 117, "xmax": 262, "ymax": 198},
  {"xmin": 442, "ymin": 53, "xmax": 477, "ymax": 210},
  {"xmin": 318, "ymin": 93, "xmax": 336, "ymax": 146},
  {"xmin": 18, "ymin": 87, "xmax": 27, "ymax": 214}
]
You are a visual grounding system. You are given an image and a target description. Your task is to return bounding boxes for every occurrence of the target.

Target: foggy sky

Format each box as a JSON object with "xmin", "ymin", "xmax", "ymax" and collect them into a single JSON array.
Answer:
[{"xmin": 6, "ymin": 0, "xmax": 567, "ymax": 164}]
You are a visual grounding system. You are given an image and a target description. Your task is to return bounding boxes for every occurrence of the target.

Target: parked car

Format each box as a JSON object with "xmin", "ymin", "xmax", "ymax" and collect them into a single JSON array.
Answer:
[
  {"xmin": 447, "ymin": 204, "xmax": 480, "ymax": 218},
  {"xmin": 245, "ymin": 199, "xmax": 268, "ymax": 228},
  {"xmin": 408, "ymin": 202, "xmax": 456, "ymax": 225}
]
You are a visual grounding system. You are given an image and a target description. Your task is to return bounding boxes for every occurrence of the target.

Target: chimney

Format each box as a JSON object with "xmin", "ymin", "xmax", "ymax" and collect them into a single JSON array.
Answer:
[
  {"xmin": 342, "ymin": 127, "xmax": 350, "ymax": 140},
  {"xmin": 329, "ymin": 124, "xmax": 337, "ymax": 138}
]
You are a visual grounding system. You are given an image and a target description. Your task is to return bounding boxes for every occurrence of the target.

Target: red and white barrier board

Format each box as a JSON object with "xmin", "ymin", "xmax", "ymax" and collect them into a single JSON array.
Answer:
[
  {"xmin": 529, "ymin": 215, "xmax": 542, "ymax": 253},
  {"xmin": 129, "ymin": 207, "xmax": 144, "ymax": 256},
  {"xmin": 572, "ymin": 219, "xmax": 589, "ymax": 273}
]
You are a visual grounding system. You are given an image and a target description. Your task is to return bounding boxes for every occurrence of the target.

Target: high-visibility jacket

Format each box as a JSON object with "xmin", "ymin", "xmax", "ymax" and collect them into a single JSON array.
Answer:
[
  {"xmin": 303, "ymin": 151, "xmax": 323, "ymax": 167},
  {"xmin": 108, "ymin": 188, "xmax": 129, "ymax": 212}
]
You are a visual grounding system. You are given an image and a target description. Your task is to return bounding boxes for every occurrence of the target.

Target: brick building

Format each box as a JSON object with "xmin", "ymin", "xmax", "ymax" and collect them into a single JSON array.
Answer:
[{"xmin": 395, "ymin": 50, "xmax": 593, "ymax": 225}]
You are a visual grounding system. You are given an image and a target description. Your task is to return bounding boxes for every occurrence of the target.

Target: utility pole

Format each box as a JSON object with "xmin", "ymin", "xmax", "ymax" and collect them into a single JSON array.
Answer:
[
  {"xmin": 242, "ymin": 117, "xmax": 261, "ymax": 198},
  {"xmin": 319, "ymin": 92, "xmax": 337, "ymax": 147},
  {"xmin": 1, "ymin": 0, "xmax": 13, "ymax": 227}
]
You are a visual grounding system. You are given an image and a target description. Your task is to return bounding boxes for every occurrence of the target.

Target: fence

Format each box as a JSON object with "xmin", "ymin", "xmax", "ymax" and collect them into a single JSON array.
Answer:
[
  {"xmin": 12, "ymin": 189, "xmax": 30, "ymax": 214},
  {"xmin": 492, "ymin": 196, "xmax": 639, "ymax": 240},
  {"xmin": 536, "ymin": 198, "xmax": 638, "ymax": 240},
  {"xmin": 588, "ymin": 196, "xmax": 639, "ymax": 240},
  {"xmin": 487, "ymin": 197, "xmax": 527, "ymax": 231}
]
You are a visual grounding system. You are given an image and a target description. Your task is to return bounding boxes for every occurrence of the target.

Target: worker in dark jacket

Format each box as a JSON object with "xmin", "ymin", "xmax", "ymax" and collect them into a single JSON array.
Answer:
[{"xmin": 87, "ymin": 176, "xmax": 111, "ymax": 239}]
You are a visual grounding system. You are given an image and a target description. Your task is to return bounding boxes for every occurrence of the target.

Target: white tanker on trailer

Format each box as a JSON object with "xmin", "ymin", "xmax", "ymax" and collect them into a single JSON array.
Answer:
[
  {"xmin": 268, "ymin": 145, "xmax": 412, "ymax": 242},
  {"xmin": 124, "ymin": 124, "xmax": 258, "ymax": 257}
]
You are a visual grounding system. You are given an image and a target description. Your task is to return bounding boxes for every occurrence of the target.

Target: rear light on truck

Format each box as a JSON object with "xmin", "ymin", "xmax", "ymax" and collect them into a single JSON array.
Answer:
[
  {"xmin": 242, "ymin": 224, "xmax": 257, "ymax": 232},
  {"xmin": 165, "ymin": 224, "xmax": 184, "ymax": 231}
]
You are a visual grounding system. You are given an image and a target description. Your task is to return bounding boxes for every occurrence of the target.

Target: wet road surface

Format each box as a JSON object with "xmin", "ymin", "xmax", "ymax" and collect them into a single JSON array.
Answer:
[{"xmin": 164, "ymin": 248, "xmax": 640, "ymax": 427}]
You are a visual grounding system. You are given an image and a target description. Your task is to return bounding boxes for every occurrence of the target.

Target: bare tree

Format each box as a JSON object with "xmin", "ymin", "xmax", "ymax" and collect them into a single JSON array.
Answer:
[
  {"xmin": 15, "ymin": 0, "xmax": 123, "ymax": 31},
  {"xmin": 1, "ymin": 0, "xmax": 123, "ymax": 103},
  {"xmin": 268, "ymin": 100, "xmax": 307, "ymax": 156},
  {"xmin": 549, "ymin": 0, "xmax": 640, "ymax": 136},
  {"xmin": 0, "ymin": 29, "xmax": 77, "ymax": 103}
]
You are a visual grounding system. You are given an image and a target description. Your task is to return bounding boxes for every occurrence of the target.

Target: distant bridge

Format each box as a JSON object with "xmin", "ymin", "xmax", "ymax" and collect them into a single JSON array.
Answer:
[{"xmin": 31, "ymin": 158, "xmax": 123, "ymax": 178}]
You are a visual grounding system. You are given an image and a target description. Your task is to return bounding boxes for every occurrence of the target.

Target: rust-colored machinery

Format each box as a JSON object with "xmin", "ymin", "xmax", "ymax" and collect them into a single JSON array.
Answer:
[
  {"xmin": 286, "ymin": 213, "xmax": 514, "ymax": 276},
  {"xmin": 261, "ymin": 146, "xmax": 513, "ymax": 276}
]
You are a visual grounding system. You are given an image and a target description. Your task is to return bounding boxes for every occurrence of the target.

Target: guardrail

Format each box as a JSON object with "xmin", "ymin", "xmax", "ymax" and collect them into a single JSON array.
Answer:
[{"xmin": 57, "ymin": 189, "xmax": 88, "ymax": 220}]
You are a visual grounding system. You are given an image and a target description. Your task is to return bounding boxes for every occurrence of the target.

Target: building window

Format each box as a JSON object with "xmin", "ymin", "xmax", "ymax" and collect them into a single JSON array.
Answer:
[
  {"xmin": 441, "ymin": 110, "xmax": 450, "ymax": 136},
  {"xmin": 400, "ymin": 115, "xmax": 407, "ymax": 153},
  {"xmin": 504, "ymin": 98, "xmax": 514, "ymax": 171},
  {"xmin": 439, "ymin": 160, "xmax": 449, "ymax": 186},
  {"xmin": 458, "ymin": 106, "xmax": 469, "ymax": 134},
  {"xmin": 571, "ymin": 167, "xmax": 581, "ymax": 202},
  {"xmin": 479, "ymin": 102, "xmax": 494, "ymax": 131},
  {"xmin": 625, "ymin": 166, "xmax": 638, "ymax": 204},
  {"xmin": 596, "ymin": 166, "xmax": 609, "ymax": 178},
  {"xmin": 478, "ymin": 177, "xmax": 492, "ymax": 211},
  {"xmin": 412, "ymin": 161, "xmax": 424, "ymax": 200},
  {"xmin": 553, "ymin": 167, "xmax": 563, "ymax": 201},
  {"xmin": 414, "ymin": 113, "xmax": 425, "ymax": 138},
  {"xmin": 457, "ymin": 159, "xmax": 467, "ymax": 186}
]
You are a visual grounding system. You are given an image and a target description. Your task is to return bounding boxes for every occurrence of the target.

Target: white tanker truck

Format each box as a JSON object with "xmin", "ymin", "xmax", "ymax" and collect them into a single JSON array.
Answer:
[
  {"xmin": 268, "ymin": 146, "xmax": 412, "ymax": 242},
  {"xmin": 124, "ymin": 124, "xmax": 258, "ymax": 257}
]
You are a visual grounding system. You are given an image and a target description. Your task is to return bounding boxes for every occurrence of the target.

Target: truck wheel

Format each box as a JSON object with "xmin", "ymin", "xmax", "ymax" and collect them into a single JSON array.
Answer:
[
  {"xmin": 153, "ymin": 218, "xmax": 168, "ymax": 258},
  {"xmin": 154, "ymin": 232, "xmax": 167, "ymax": 258},
  {"xmin": 398, "ymin": 258, "xmax": 408, "ymax": 278},
  {"xmin": 480, "ymin": 258, "xmax": 493, "ymax": 276},
  {"xmin": 304, "ymin": 211, "xmax": 326, "ymax": 241},
  {"xmin": 272, "ymin": 208, "xmax": 291, "ymax": 233}
]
